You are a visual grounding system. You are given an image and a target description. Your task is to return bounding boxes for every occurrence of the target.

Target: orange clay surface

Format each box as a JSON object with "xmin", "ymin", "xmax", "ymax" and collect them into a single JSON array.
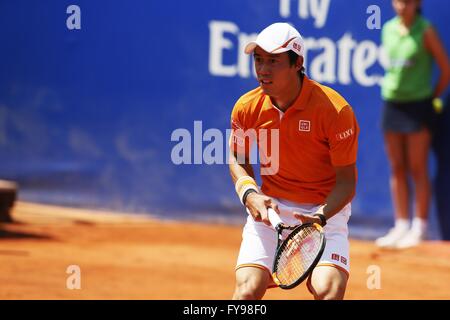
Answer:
[{"xmin": 1, "ymin": 202, "xmax": 449, "ymax": 299}]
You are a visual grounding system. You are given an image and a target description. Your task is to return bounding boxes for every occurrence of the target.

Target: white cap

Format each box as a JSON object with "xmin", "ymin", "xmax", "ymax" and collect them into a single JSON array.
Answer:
[{"xmin": 245, "ymin": 23, "xmax": 305, "ymax": 57}]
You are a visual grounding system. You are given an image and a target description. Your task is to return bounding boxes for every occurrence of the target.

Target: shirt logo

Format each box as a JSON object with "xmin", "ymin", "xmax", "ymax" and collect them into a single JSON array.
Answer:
[
  {"xmin": 335, "ymin": 128, "xmax": 354, "ymax": 141},
  {"xmin": 331, "ymin": 253, "xmax": 340, "ymax": 261},
  {"xmin": 299, "ymin": 120, "xmax": 311, "ymax": 132}
]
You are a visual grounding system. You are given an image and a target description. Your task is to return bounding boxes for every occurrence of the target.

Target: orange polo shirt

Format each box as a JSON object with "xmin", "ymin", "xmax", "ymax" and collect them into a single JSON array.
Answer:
[{"xmin": 230, "ymin": 76, "xmax": 359, "ymax": 204}]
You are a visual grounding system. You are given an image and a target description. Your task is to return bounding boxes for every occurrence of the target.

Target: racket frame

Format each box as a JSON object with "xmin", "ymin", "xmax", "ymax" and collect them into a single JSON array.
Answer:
[{"xmin": 270, "ymin": 214, "xmax": 326, "ymax": 290}]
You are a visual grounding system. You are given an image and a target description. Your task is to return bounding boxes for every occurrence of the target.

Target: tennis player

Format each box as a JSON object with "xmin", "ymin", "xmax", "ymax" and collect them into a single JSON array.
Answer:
[{"xmin": 229, "ymin": 23, "xmax": 359, "ymax": 300}]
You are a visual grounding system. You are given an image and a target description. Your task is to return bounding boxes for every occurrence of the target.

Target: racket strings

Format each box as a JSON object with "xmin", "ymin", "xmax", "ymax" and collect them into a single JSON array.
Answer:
[{"xmin": 275, "ymin": 227, "xmax": 322, "ymax": 285}]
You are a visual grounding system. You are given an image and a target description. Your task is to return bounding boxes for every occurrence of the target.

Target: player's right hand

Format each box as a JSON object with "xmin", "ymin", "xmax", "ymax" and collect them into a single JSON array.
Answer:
[{"xmin": 245, "ymin": 193, "xmax": 280, "ymax": 226}]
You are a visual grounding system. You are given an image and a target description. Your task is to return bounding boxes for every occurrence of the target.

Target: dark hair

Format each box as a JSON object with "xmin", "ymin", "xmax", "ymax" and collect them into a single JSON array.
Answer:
[
  {"xmin": 287, "ymin": 50, "xmax": 305, "ymax": 79},
  {"xmin": 416, "ymin": 0, "xmax": 422, "ymax": 15}
]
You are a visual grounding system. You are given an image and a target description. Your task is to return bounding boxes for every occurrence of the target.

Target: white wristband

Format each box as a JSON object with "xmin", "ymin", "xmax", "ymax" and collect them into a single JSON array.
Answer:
[
  {"xmin": 235, "ymin": 176, "xmax": 259, "ymax": 205},
  {"xmin": 239, "ymin": 184, "xmax": 259, "ymax": 205}
]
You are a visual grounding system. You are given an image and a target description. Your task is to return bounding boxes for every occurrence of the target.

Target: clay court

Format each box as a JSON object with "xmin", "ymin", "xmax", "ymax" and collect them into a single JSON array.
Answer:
[{"xmin": 0, "ymin": 202, "xmax": 449, "ymax": 300}]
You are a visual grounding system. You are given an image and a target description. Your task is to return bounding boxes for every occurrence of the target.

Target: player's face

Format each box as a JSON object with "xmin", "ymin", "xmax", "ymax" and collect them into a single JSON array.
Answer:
[
  {"xmin": 254, "ymin": 47, "xmax": 300, "ymax": 97},
  {"xmin": 392, "ymin": 0, "xmax": 420, "ymax": 19}
]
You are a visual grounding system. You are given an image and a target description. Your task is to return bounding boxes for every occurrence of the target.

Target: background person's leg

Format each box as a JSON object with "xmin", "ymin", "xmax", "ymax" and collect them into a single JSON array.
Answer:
[
  {"xmin": 407, "ymin": 128, "xmax": 432, "ymax": 221},
  {"xmin": 396, "ymin": 128, "xmax": 431, "ymax": 248},
  {"xmin": 376, "ymin": 132, "xmax": 410, "ymax": 247}
]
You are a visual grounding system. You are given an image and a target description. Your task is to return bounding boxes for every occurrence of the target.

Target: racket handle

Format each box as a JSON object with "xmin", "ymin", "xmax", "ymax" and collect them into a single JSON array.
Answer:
[
  {"xmin": 267, "ymin": 208, "xmax": 283, "ymax": 229},
  {"xmin": 246, "ymin": 207, "xmax": 282, "ymax": 229}
]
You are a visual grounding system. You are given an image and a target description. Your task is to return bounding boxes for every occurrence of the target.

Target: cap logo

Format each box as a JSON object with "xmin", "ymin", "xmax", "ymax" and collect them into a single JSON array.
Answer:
[{"xmin": 293, "ymin": 42, "xmax": 301, "ymax": 52}]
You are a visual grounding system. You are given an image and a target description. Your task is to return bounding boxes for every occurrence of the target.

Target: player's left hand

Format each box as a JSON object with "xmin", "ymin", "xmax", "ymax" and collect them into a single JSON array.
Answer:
[{"xmin": 292, "ymin": 212, "xmax": 322, "ymax": 225}]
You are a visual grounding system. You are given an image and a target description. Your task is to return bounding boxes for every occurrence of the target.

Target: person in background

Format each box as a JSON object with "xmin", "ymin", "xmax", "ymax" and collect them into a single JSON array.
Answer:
[{"xmin": 376, "ymin": 0, "xmax": 450, "ymax": 248}]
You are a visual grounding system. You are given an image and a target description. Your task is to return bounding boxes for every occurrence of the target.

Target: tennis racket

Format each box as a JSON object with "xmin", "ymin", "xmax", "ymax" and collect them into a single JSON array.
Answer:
[{"xmin": 267, "ymin": 208, "xmax": 326, "ymax": 290}]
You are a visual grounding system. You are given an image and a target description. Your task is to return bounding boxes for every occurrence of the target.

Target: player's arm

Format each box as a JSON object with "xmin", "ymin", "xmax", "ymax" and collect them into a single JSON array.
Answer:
[
  {"xmin": 320, "ymin": 163, "xmax": 356, "ymax": 218},
  {"xmin": 229, "ymin": 152, "xmax": 256, "ymax": 183},
  {"xmin": 293, "ymin": 164, "xmax": 356, "ymax": 226},
  {"xmin": 229, "ymin": 101, "xmax": 279, "ymax": 225},
  {"xmin": 229, "ymin": 151, "xmax": 279, "ymax": 226},
  {"xmin": 294, "ymin": 105, "xmax": 358, "ymax": 226}
]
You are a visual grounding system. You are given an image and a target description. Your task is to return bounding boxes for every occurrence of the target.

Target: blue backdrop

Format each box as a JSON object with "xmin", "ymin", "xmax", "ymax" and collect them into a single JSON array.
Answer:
[{"xmin": 1, "ymin": 0, "xmax": 449, "ymax": 238}]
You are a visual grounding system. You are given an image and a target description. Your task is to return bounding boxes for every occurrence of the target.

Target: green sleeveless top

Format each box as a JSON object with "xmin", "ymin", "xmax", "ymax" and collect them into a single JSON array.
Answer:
[{"xmin": 381, "ymin": 16, "xmax": 433, "ymax": 102}]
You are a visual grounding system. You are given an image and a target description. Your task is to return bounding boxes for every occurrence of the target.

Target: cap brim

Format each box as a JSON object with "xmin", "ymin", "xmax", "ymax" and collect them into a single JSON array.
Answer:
[
  {"xmin": 269, "ymin": 47, "xmax": 291, "ymax": 54},
  {"xmin": 244, "ymin": 42, "xmax": 258, "ymax": 54},
  {"xmin": 244, "ymin": 41, "xmax": 291, "ymax": 55}
]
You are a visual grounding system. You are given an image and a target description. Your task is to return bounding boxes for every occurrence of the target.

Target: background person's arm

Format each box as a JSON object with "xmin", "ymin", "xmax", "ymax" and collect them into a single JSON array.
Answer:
[{"xmin": 424, "ymin": 26, "xmax": 450, "ymax": 98}]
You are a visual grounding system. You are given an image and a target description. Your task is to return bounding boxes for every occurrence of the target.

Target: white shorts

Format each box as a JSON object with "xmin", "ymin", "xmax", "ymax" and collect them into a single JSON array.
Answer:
[{"xmin": 236, "ymin": 198, "xmax": 351, "ymax": 287}]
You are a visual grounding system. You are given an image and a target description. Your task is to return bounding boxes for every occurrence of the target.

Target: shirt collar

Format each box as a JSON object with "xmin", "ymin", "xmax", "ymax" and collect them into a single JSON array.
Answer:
[
  {"xmin": 292, "ymin": 75, "xmax": 313, "ymax": 110},
  {"xmin": 263, "ymin": 75, "xmax": 313, "ymax": 112}
]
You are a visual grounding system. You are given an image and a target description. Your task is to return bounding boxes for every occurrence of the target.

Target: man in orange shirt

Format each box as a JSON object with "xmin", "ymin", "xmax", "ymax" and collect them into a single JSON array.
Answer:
[{"xmin": 229, "ymin": 23, "xmax": 359, "ymax": 300}]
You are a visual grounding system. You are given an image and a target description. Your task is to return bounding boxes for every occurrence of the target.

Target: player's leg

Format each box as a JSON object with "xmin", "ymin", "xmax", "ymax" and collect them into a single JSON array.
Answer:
[
  {"xmin": 396, "ymin": 127, "xmax": 431, "ymax": 248},
  {"xmin": 233, "ymin": 212, "xmax": 278, "ymax": 300},
  {"xmin": 307, "ymin": 265, "xmax": 348, "ymax": 300},
  {"xmin": 304, "ymin": 204, "xmax": 350, "ymax": 300},
  {"xmin": 376, "ymin": 132, "xmax": 410, "ymax": 247},
  {"xmin": 232, "ymin": 266, "xmax": 271, "ymax": 300}
]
